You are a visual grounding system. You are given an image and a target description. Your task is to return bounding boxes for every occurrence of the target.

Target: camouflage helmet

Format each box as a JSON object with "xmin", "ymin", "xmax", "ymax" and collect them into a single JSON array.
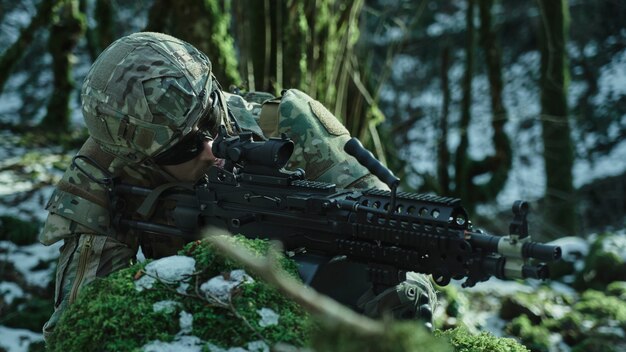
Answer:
[{"xmin": 81, "ymin": 32, "xmax": 223, "ymax": 164}]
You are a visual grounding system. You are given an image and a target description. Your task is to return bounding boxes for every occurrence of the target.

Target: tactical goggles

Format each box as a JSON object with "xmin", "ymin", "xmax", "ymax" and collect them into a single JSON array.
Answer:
[{"xmin": 153, "ymin": 91, "xmax": 221, "ymax": 165}]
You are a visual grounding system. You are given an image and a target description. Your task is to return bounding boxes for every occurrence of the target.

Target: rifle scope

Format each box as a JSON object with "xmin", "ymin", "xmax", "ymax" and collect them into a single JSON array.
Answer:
[{"xmin": 212, "ymin": 126, "xmax": 294, "ymax": 169}]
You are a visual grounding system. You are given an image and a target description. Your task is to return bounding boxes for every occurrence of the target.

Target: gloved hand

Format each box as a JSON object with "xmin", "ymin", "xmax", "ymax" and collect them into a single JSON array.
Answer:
[{"xmin": 356, "ymin": 272, "xmax": 436, "ymax": 330}]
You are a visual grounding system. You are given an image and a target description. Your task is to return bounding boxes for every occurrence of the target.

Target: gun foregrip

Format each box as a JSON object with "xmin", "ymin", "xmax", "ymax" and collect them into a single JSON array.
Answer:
[{"xmin": 344, "ymin": 138, "xmax": 400, "ymax": 189}]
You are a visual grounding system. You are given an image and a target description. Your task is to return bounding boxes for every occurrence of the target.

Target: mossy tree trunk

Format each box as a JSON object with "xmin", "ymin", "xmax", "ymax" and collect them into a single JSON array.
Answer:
[
  {"xmin": 80, "ymin": 0, "xmax": 115, "ymax": 60},
  {"xmin": 39, "ymin": 0, "xmax": 86, "ymax": 132},
  {"xmin": 145, "ymin": 0, "xmax": 241, "ymax": 86},
  {"xmin": 144, "ymin": 0, "xmax": 385, "ymax": 160},
  {"xmin": 473, "ymin": 0, "xmax": 512, "ymax": 202},
  {"xmin": 454, "ymin": 0, "xmax": 476, "ymax": 203},
  {"xmin": 450, "ymin": 0, "xmax": 512, "ymax": 209},
  {"xmin": 537, "ymin": 0, "xmax": 578, "ymax": 238},
  {"xmin": 233, "ymin": 0, "xmax": 385, "ymax": 155},
  {"xmin": 0, "ymin": 0, "xmax": 56, "ymax": 96},
  {"xmin": 438, "ymin": 46, "xmax": 451, "ymax": 195}
]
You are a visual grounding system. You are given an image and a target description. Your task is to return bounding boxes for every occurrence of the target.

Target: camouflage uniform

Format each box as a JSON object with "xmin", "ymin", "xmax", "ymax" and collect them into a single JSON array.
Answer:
[{"xmin": 40, "ymin": 32, "xmax": 435, "ymax": 339}]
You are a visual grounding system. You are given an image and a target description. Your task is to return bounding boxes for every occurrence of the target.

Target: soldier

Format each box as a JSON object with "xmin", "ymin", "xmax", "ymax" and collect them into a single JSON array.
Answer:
[{"xmin": 40, "ymin": 32, "xmax": 435, "ymax": 340}]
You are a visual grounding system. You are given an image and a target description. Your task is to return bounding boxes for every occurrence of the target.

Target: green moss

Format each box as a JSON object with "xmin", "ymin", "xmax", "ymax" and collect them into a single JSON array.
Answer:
[
  {"xmin": 546, "ymin": 311, "xmax": 584, "ymax": 345},
  {"xmin": 574, "ymin": 290, "xmax": 626, "ymax": 326},
  {"xmin": 500, "ymin": 287, "xmax": 573, "ymax": 323},
  {"xmin": 606, "ymin": 281, "xmax": 626, "ymax": 299},
  {"xmin": 541, "ymin": 289, "xmax": 626, "ymax": 348},
  {"xmin": 571, "ymin": 338, "xmax": 626, "ymax": 352},
  {"xmin": 436, "ymin": 327, "xmax": 530, "ymax": 352},
  {"xmin": 505, "ymin": 315, "xmax": 551, "ymax": 352},
  {"xmin": 437, "ymin": 284, "xmax": 468, "ymax": 319},
  {"xmin": 47, "ymin": 262, "xmax": 179, "ymax": 351},
  {"xmin": 180, "ymin": 236, "xmax": 301, "ymax": 279},
  {"xmin": 312, "ymin": 320, "xmax": 451, "ymax": 352},
  {"xmin": 0, "ymin": 215, "xmax": 41, "ymax": 245},
  {"xmin": 48, "ymin": 236, "xmax": 311, "ymax": 351}
]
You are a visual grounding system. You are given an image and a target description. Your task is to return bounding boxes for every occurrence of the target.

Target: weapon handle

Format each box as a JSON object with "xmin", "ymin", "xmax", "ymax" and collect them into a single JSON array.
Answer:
[{"xmin": 344, "ymin": 138, "xmax": 400, "ymax": 189}]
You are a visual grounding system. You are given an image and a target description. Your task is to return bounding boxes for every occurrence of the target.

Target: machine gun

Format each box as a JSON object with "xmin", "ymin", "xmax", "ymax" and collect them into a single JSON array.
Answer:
[{"xmin": 112, "ymin": 126, "xmax": 561, "ymax": 289}]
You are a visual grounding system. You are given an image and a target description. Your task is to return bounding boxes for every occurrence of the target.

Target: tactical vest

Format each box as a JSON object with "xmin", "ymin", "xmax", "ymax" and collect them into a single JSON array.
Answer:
[{"xmin": 40, "ymin": 89, "xmax": 384, "ymax": 253}]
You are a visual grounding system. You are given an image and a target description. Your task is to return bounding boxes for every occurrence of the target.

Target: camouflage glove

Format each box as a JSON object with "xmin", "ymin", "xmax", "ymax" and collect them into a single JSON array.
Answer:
[{"xmin": 357, "ymin": 272, "xmax": 436, "ymax": 330}]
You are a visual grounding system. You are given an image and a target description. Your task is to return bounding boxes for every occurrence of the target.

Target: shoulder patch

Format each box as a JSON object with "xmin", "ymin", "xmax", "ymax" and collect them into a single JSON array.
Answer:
[{"xmin": 308, "ymin": 100, "xmax": 349, "ymax": 136}]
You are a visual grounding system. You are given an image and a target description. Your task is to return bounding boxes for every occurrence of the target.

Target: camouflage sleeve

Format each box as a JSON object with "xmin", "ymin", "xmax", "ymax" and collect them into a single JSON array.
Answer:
[
  {"xmin": 40, "ymin": 211, "xmax": 138, "ymax": 340},
  {"xmin": 257, "ymin": 89, "xmax": 388, "ymax": 189}
]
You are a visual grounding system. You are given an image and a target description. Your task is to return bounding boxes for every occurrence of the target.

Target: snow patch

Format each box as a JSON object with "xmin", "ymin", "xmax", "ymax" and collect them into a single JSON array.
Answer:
[
  {"xmin": 246, "ymin": 341, "xmax": 270, "ymax": 352},
  {"xmin": 152, "ymin": 300, "xmax": 180, "ymax": 314},
  {"xmin": 257, "ymin": 308, "xmax": 279, "ymax": 327},
  {"xmin": 459, "ymin": 278, "xmax": 534, "ymax": 295},
  {"xmin": 135, "ymin": 256, "xmax": 196, "ymax": 292},
  {"xmin": 142, "ymin": 335, "xmax": 205, "ymax": 352},
  {"xmin": 594, "ymin": 48, "xmax": 626, "ymax": 105},
  {"xmin": 549, "ymin": 236, "xmax": 590, "ymax": 260},
  {"xmin": 0, "ymin": 241, "xmax": 61, "ymax": 288},
  {"xmin": 178, "ymin": 311, "xmax": 193, "ymax": 335},
  {"xmin": 200, "ymin": 270, "xmax": 255, "ymax": 302},
  {"xmin": 0, "ymin": 326, "xmax": 43, "ymax": 352},
  {"xmin": 142, "ymin": 337, "xmax": 269, "ymax": 352},
  {"xmin": 0, "ymin": 281, "xmax": 25, "ymax": 305},
  {"xmin": 602, "ymin": 234, "xmax": 626, "ymax": 262}
]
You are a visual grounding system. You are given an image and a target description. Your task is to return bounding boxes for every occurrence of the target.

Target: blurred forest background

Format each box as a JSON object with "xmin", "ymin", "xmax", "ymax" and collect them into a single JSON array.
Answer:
[
  {"xmin": 1, "ymin": 0, "xmax": 626, "ymax": 240},
  {"xmin": 1, "ymin": 1, "xmax": 626, "ymax": 351}
]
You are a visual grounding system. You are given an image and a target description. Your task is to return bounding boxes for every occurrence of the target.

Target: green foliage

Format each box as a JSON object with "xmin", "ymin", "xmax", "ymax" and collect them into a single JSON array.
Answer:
[
  {"xmin": 40, "ymin": 0, "xmax": 86, "ymax": 132},
  {"xmin": 47, "ymin": 236, "xmax": 311, "ymax": 351},
  {"xmin": 0, "ymin": 295, "xmax": 54, "ymax": 332},
  {"xmin": 18, "ymin": 128, "xmax": 88, "ymax": 151},
  {"xmin": 180, "ymin": 236, "xmax": 301, "ymax": 279},
  {"xmin": 436, "ymin": 327, "xmax": 530, "ymax": 352},
  {"xmin": 503, "ymin": 287, "xmax": 626, "ymax": 350},
  {"xmin": 433, "ymin": 283, "xmax": 470, "ymax": 330},
  {"xmin": 606, "ymin": 281, "xmax": 626, "ymax": 299},
  {"xmin": 571, "ymin": 338, "xmax": 626, "ymax": 352},
  {"xmin": 312, "ymin": 320, "xmax": 451, "ymax": 352},
  {"xmin": 499, "ymin": 287, "xmax": 574, "ymax": 323},
  {"xmin": 47, "ymin": 261, "xmax": 179, "ymax": 351},
  {"xmin": 574, "ymin": 290, "xmax": 626, "ymax": 325},
  {"xmin": 0, "ymin": 215, "xmax": 41, "ymax": 245},
  {"xmin": 506, "ymin": 315, "xmax": 551, "ymax": 352}
]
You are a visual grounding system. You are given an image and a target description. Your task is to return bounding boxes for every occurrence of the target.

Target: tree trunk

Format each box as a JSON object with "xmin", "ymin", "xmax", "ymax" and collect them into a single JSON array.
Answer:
[
  {"xmin": 145, "ymin": 0, "xmax": 241, "ymax": 86},
  {"xmin": 233, "ymin": 0, "xmax": 384, "ymax": 156},
  {"xmin": 454, "ymin": 0, "xmax": 476, "ymax": 203},
  {"xmin": 438, "ymin": 46, "xmax": 451, "ymax": 195},
  {"xmin": 0, "ymin": 0, "xmax": 56, "ymax": 96},
  {"xmin": 39, "ymin": 0, "xmax": 86, "ymax": 132},
  {"xmin": 448, "ymin": 0, "xmax": 512, "ymax": 209},
  {"xmin": 473, "ymin": 0, "xmax": 512, "ymax": 202},
  {"xmin": 80, "ymin": 0, "xmax": 115, "ymax": 60},
  {"xmin": 537, "ymin": 0, "xmax": 578, "ymax": 238}
]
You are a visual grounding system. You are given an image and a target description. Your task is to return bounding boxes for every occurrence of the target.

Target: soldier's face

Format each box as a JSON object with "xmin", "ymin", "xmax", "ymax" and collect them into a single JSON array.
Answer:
[{"xmin": 162, "ymin": 139, "xmax": 223, "ymax": 182}]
